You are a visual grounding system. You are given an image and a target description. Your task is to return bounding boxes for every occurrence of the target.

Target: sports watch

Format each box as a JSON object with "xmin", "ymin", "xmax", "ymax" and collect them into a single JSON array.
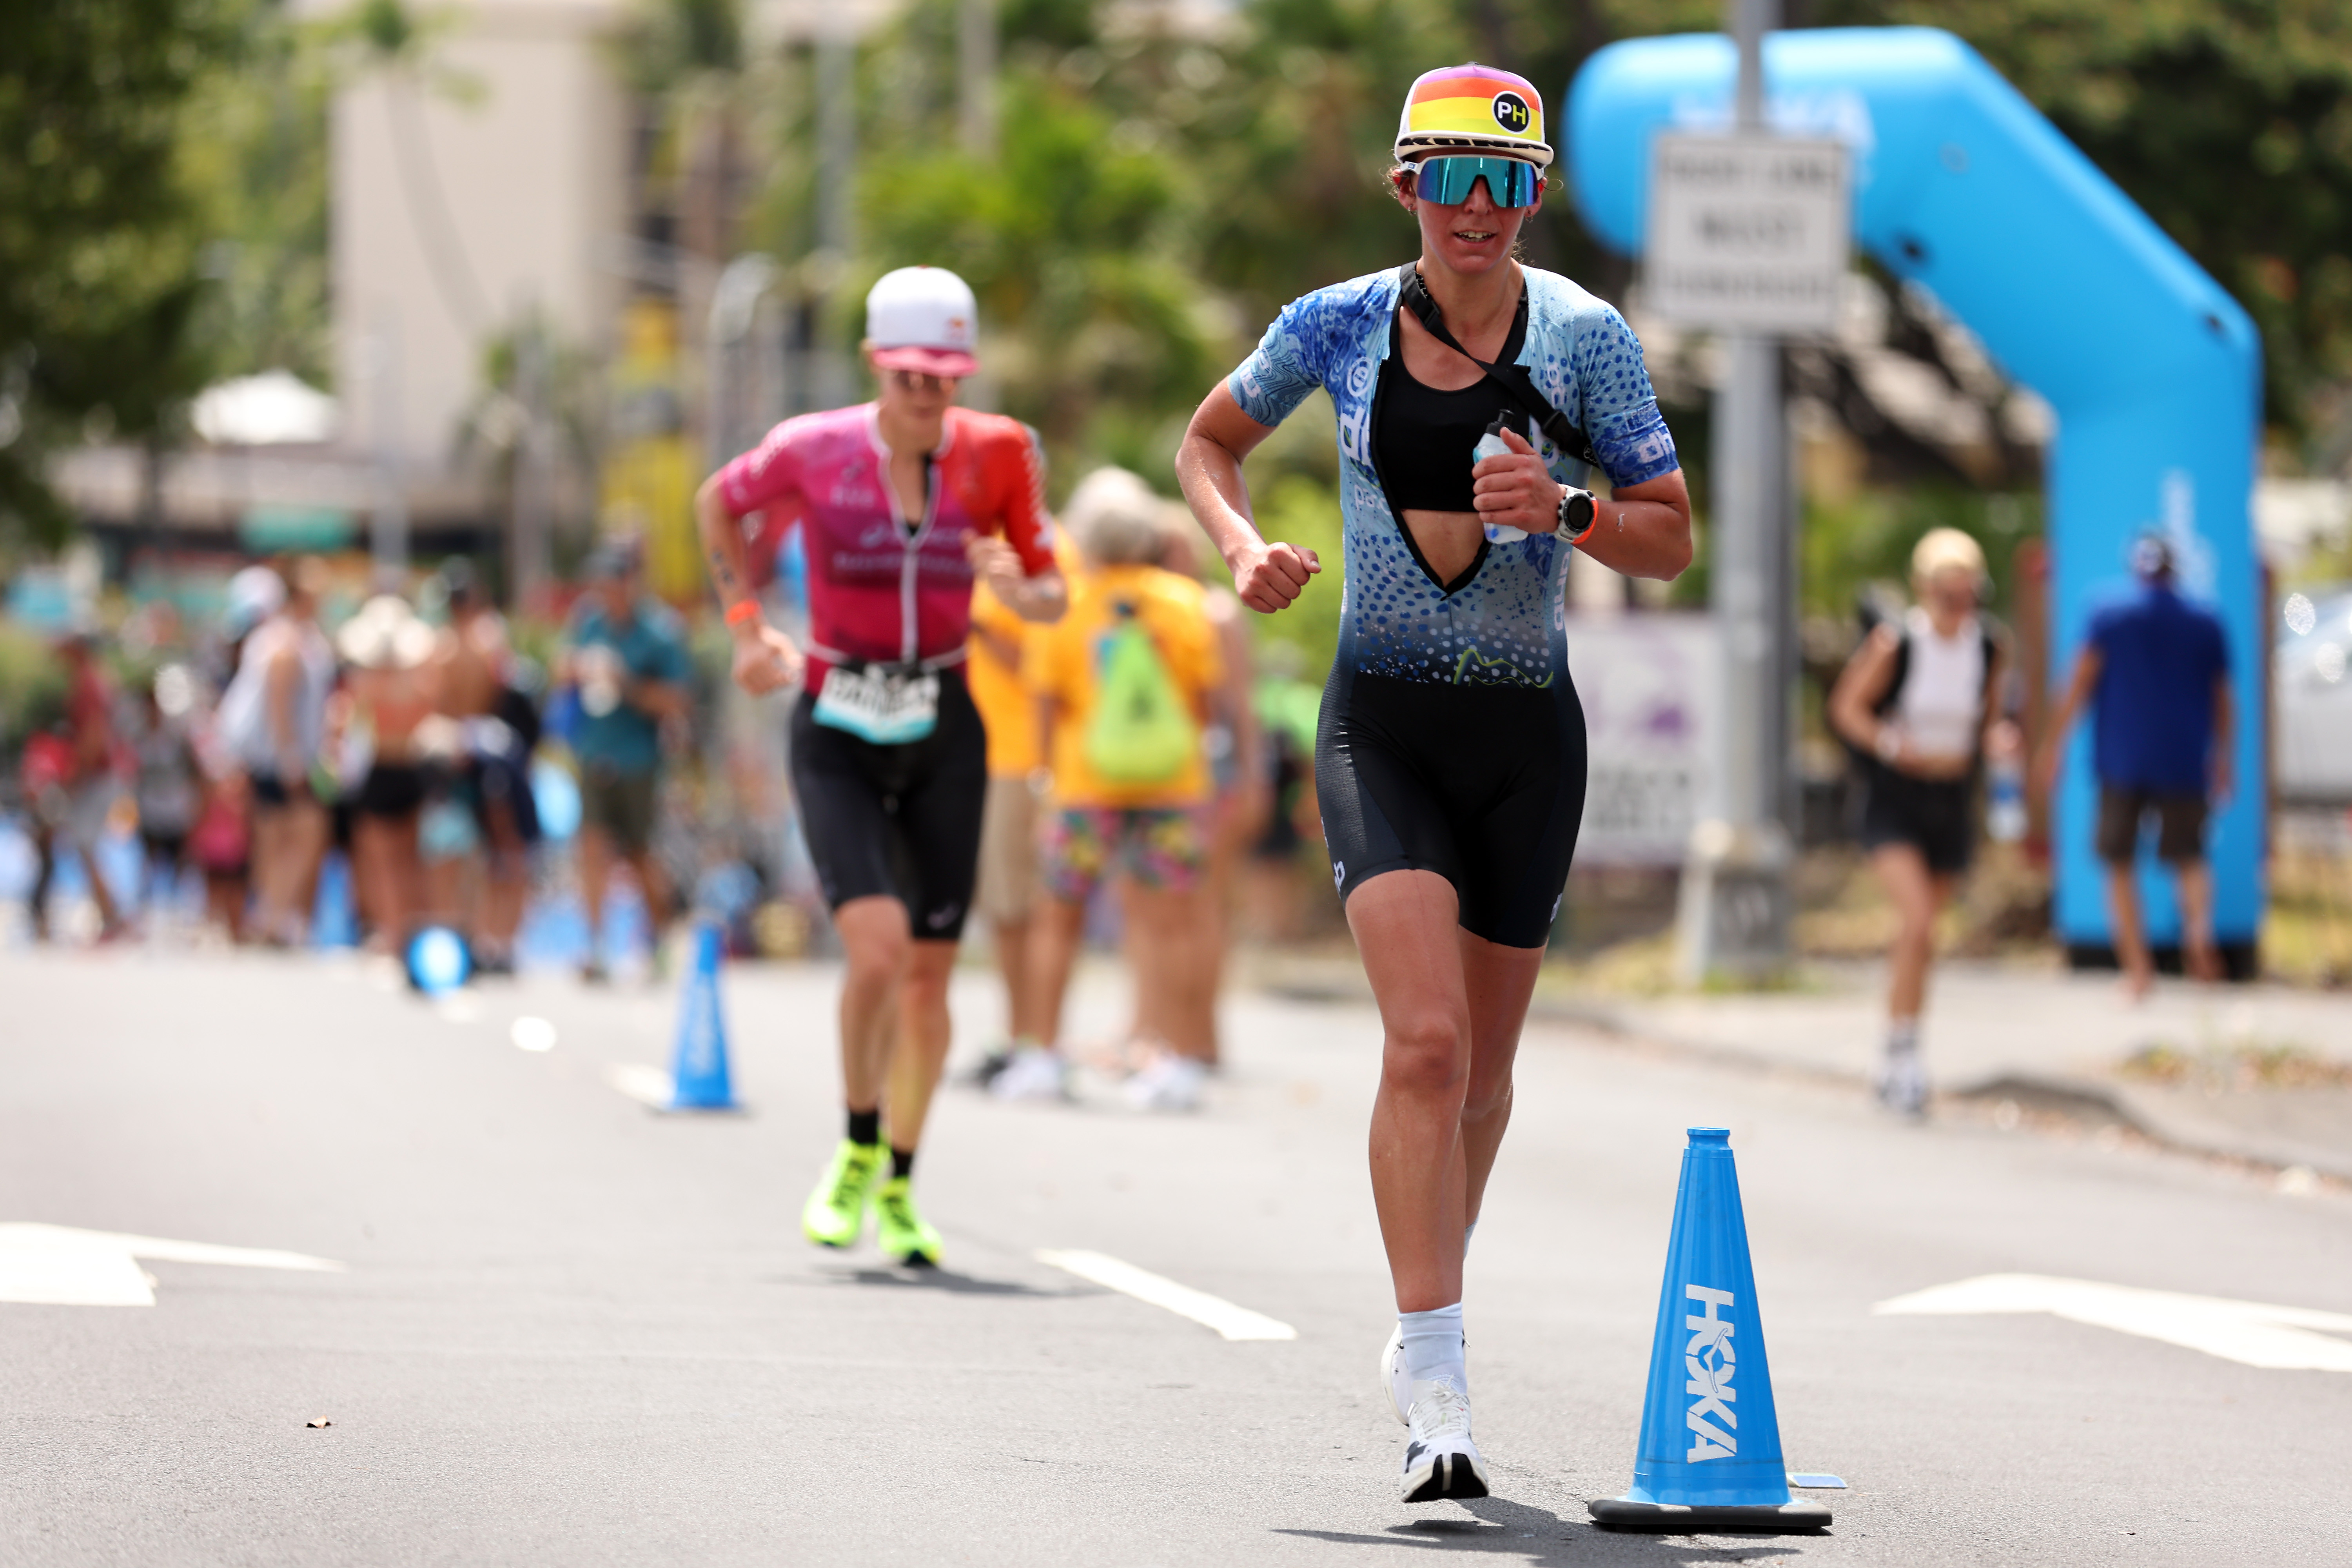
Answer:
[{"xmin": 1555, "ymin": 486, "xmax": 1598, "ymax": 544}]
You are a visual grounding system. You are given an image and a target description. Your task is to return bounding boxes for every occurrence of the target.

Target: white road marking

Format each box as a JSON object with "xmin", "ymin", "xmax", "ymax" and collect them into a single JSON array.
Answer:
[
  {"xmin": 0, "ymin": 1223, "xmax": 345, "ymax": 1307},
  {"xmin": 1036, "ymin": 1249, "xmax": 1296, "ymax": 1341},
  {"xmin": 436, "ymin": 995, "xmax": 482, "ymax": 1025},
  {"xmin": 607, "ymin": 1064, "xmax": 676, "ymax": 1107},
  {"xmin": 511, "ymin": 1016, "xmax": 558, "ymax": 1053},
  {"xmin": 1874, "ymin": 1273, "xmax": 2352, "ymax": 1371}
]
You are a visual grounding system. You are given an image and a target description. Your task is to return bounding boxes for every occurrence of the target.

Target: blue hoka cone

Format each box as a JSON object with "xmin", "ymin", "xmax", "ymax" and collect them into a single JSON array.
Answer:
[
  {"xmin": 666, "ymin": 920, "xmax": 739, "ymax": 1111},
  {"xmin": 1589, "ymin": 1129, "xmax": 1831, "ymax": 1533}
]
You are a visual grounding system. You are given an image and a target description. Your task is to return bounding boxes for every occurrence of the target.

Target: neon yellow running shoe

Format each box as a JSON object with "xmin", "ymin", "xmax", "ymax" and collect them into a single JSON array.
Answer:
[
  {"xmin": 873, "ymin": 1175, "xmax": 943, "ymax": 1266},
  {"xmin": 802, "ymin": 1140, "xmax": 884, "ymax": 1248}
]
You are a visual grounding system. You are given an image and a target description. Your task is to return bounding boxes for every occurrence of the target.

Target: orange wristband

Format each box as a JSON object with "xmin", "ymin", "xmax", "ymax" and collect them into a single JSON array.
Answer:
[{"xmin": 724, "ymin": 599, "xmax": 761, "ymax": 628}]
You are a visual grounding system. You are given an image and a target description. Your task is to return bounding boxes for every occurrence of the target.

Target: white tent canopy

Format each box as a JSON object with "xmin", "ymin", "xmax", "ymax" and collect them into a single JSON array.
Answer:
[{"xmin": 191, "ymin": 370, "xmax": 339, "ymax": 446}]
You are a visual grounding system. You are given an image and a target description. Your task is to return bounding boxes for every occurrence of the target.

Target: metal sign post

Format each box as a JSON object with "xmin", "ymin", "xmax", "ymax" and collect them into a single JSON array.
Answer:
[{"xmin": 1648, "ymin": 0, "xmax": 1852, "ymax": 982}]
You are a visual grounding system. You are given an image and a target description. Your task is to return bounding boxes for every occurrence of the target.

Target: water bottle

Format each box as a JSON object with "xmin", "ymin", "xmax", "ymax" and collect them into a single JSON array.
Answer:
[
  {"xmin": 1473, "ymin": 415, "xmax": 1528, "ymax": 544},
  {"xmin": 1987, "ymin": 751, "xmax": 2027, "ymax": 843}
]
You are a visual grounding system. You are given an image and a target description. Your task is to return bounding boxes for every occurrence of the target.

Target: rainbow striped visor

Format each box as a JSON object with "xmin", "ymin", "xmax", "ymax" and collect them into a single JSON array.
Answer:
[{"xmin": 1410, "ymin": 154, "xmax": 1542, "ymax": 209}]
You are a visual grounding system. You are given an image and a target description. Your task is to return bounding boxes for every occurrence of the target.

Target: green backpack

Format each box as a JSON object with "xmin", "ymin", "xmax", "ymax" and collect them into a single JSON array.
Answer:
[{"xmin": 1085, "ymin": 603, "xmax": 1198, "ymax": 786}]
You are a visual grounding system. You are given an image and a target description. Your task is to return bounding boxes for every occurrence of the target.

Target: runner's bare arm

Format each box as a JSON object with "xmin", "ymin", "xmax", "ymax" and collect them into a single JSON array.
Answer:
[
  {"xmin": 2033, "ymin": 644, "xmax": 2103, "ymax": 800},
  {"xmin": 1176, "ymin": 382, "xmax": 1320, "ymax": 615},
  {"xmin": 1828, "ymin": 625, "xmax": 1904, "ymax": 760},
  {"xmin": 695, "ymin": 472, "xmax": 805, "ymax": 697}
]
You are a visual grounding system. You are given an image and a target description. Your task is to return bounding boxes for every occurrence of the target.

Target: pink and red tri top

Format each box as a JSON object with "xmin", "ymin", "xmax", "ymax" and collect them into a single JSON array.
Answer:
[{"xmin": 718, "ymin": 404, "xmax": 1057, "ymax": 691}]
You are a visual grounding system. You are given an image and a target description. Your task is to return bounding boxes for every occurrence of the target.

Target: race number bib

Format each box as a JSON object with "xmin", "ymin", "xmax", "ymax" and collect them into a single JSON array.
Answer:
[{"xmin": 812, "ymin": 665, "xmax": 938, "ymax": 745}]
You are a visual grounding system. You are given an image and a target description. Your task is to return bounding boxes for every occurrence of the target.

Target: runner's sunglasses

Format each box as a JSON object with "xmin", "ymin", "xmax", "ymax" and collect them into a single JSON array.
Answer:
[{"xmin": 1405, "ymin": 154, "xmax": 1543, "ymax": 209}]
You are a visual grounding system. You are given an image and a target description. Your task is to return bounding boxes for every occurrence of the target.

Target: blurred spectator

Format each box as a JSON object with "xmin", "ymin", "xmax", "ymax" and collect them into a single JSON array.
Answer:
[
  {"xmin": 1156, "ymin": 520, "xmax": 1267, "ymax": 1069},
  {"xmin": 130, "ymin": 665, "xmax": 204, "ymax": 920},
  {"xmin": 2036, "ymin": 534, "xmax": 2232, "ymax": 996},
  {"xmin": 188, "ymin": 769, "xmax": 252, "ymax": 941},
  {"xmin": 995, "ymin": 468, "xmax": 1223, "ymax": 1111},
  {"xmin": 218, "ymin": 558, "xmax": 334, "ymax": 946},
  {"xmin": 559, "ymin": 540, "xmax": 690, "ymax": 980},
  {"xmin": 1828, "ymin": 528, "xmax": 2007, "ymax": 1118},
  {"xmin": 426, "ymin": 560, "xmax": 541, "ymax": 975},
  {"xmin": 18, "ymin": 727, "xmax": 74, "ymax": 942},
  {"xmin": 56, "ymin": 631, "xmax": 128, "ymax": 940},
  {"xmin": 337, "ymin": 595, "xmax": 439, "ymax": 951},
  {"xmin": 1245, "ymin": 641, "xmax": 1325, "ymax": 941},
  {"xmin": 967, "ymin": 528, "xmax": 1083, "ymax": 1083}
]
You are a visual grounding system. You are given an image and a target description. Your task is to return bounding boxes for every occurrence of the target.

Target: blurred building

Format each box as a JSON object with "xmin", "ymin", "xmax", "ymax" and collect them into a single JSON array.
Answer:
[{"xmin": 324, "ymin": 0, "xmax": 630, "ymax": 495}]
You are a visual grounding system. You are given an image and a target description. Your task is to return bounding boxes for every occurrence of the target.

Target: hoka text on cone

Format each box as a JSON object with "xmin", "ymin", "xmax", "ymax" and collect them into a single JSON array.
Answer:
[
  {"xmin": 1590, "ymin": 1129, "xmax": 1830, "ymax": 1532},
  {"xmin": 667, "ymin": 920, "xmax": 740, "ymax": 1111}
]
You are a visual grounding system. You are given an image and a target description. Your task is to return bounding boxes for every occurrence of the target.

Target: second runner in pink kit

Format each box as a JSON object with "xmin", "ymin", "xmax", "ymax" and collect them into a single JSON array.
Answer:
[{"xmin": 696, "ymin": 267, "xmax": 1066, "ymax": 1265}]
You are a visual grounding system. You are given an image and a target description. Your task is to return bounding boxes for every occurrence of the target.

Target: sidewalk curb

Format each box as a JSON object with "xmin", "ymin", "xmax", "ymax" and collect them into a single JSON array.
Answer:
[
  {"xmin": 1526, "ymin": 995, "xmax": 2352, "ymax": 1185},
  {"xmin": 1255, "ymin": 975, "xmax": 2351, "ymax": 1184}
]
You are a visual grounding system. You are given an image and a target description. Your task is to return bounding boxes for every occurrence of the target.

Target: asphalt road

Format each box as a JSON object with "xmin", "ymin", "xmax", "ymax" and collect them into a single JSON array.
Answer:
[{"xmin": 4, "ymin": 947, "xmax": 2349, "ymax": 1566}]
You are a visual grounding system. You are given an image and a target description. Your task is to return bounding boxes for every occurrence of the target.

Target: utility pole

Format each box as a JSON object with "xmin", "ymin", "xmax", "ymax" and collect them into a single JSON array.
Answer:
[
  {"xmin": 813, "ymin": 23, "xmax": 858, "ymax": 410},
  {"xmin": 368, "ymin": 303, "xmax": 409, "ymax": 592},
  {"xmin": 958, "ymin": 0, "xmax": 997, "ymax": 159},
  {"xmin": 509, "ymin": 310, "xmax": 552, "ymax": 611},
  {"xmin": 1673, "ymin": 0, "xmax": 1794, "ymax": 982},
  {"xmin": 708, "ymin": 253, "xmax": 779, "ymax": 472}
]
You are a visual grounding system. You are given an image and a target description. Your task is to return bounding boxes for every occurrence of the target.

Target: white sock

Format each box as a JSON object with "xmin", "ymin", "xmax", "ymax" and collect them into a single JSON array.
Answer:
[
  {"xmin": 1463, "ymin": 1219, "xmax": 1478, "ymax": 1258},
  {"xmin": 1399, "ymin": 1302, "xmax": 1466, "ymax": 1395},
  {"xmin": 1886, "ymin": 1018, "xmax": 1920, "ymax": 1056}
]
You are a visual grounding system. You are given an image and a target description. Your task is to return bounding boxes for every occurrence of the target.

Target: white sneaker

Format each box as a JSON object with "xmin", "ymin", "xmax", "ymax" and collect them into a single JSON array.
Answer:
[
  {"xmin": 1123, "ymin": 1052, "xmax": 1205, "ymax": 1112},
  {"xmin": 1399, "ymin": 1377, "xmax": 1489, "ymax": 1503},
  {"xmin": 1381, "ymin": 1321, "xmax": 1470, "ymax": 1425},
  {"xmin": 1875, "ymin": 1047, "xmax": 1929, "ymax": 1118},
  {"xmin": 990, "ymin": 1046, "xmax": 1069, "ymax": 1103}
]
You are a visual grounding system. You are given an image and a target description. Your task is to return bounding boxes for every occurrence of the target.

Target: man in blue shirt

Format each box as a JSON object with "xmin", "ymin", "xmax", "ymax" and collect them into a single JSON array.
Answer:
[
  {"xmin": 2038, "ymin": 536, "xmax": 2232, "ymax": 996},
  {"xmin": 561, "ymin": 541, "xmax": 693, "ymax": 980}
]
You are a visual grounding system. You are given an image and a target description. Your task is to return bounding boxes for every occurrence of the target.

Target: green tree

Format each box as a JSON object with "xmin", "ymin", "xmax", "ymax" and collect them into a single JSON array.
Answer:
[
  {"xmin": 181, "ymin": 1, "xmax": 334, "ymax": 387},
  {"xmin": 0, "ymin": 0, "xmax": 234, "ymax": 544},
  {"xmin": 858, "ymin": 70, "xmax": 1218, "ymax": 479}
]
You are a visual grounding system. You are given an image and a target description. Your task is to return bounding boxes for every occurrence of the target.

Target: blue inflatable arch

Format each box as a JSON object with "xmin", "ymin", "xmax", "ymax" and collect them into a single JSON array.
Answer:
[{"xmin": 1567, "ymin": 26, "xmax": 2264, "ymax": 958}]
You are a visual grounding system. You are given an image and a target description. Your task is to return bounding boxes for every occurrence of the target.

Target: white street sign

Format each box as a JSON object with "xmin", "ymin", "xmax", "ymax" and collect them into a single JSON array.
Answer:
[
  {"xmin": 1874, "ymin": 1273, "xmax": 2352, "ymax": 1371},
  {"xmin": 1645, "ymin": 133, "xmax": 1851, "ymax": 335},
  {"xmin": 0, "ymin": 1223, "xmax": 345, "ymax": 1307}
]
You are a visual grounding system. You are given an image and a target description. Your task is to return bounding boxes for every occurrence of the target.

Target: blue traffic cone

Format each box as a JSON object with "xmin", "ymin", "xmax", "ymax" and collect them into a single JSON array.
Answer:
[
  {"xmin": 666, "ymin": 919, "xmax": 740, "ymax": 1111},
  {"xmin": 1589, "ymin": 1128, "xmax": 1832, "ymax": 1532}
]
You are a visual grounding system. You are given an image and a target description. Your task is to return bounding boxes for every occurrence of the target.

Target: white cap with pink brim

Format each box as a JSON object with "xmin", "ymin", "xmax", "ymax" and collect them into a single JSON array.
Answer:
[{"xmin": 866, "ymin": 266, "xmax": 980, "ymax": 378}]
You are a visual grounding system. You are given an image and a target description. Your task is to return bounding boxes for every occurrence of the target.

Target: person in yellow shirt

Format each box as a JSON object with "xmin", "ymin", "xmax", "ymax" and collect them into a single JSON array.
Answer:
[
  {"xmin": 966, "ymin": 528, "xmax": 1082, "ymax": 1083},
  {"xmin": 991, "ymin": 468, "xmax": 1223, "ymax": 1111}
]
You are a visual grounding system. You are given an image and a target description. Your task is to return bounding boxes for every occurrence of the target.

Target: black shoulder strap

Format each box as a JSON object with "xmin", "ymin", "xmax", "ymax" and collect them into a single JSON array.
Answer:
[
  {"xmin": 1872, "ymin": 626, "xmax": 1911, "ymax": 718},
  {"xmin": 1396, "ymin": 265, "xmax": 1600, "ymax": 471}
]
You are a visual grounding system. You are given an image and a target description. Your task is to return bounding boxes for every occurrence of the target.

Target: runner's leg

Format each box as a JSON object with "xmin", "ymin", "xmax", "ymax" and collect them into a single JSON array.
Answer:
[
  {"xmin": 884, "ymin": 938, "xmax": 959, "ymax": 1151},
  {"xmin": 835, "ymin": 895, "xmax": 914, "ymax": 1113},
  {"xmin": 1457, "ymin": 927, "xmax": 1544, "ymax": 1231},
  {"xmin": 1873, "ymin": 842, "xmax": 1937, "ymax": 1020},
  {"xmin": 1352, "ymin": 867, "xmax": 1474, "ymax": 1314}
]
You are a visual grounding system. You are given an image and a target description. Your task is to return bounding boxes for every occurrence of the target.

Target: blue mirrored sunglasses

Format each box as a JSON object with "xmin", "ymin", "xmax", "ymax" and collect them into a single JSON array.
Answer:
[{"xmin": 1410, "ymin": 154, "xmax": 1542, "ymax": 208}]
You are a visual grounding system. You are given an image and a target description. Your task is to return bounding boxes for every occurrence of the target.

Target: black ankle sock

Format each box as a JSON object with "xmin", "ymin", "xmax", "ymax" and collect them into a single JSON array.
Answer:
[
  {"xmin": 889, "ymin": 1147, "xmax": 915, "ymax": 1180},
  {"xmin": 846, "ymin": 1108, "xmax": 881, "ymax": 1147}
]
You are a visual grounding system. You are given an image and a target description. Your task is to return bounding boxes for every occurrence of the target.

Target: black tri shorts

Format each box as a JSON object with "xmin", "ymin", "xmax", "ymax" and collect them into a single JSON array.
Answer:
[
  {"xmin": 788, "ymin": 668, "xmax": 988, "ymax": 942},
  {"xmin": 1859, "ymin": 766, "xmax": 1976, "ymax": 876},
  {"xmin": 1315, "ymin": 665, "xmax": 1587, "ymax": 950}
]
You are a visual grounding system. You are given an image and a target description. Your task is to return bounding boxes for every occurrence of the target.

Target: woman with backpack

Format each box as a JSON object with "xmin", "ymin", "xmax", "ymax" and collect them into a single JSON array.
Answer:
[
  {"xmin": 992, "ymin": 467, "xmax": 1224, "ymax": 1112},
  {"xmin": 1827, "ymin": 527, "xmax": 2008, "ymax": 1118},
  {"xmin": 1174, "ymin": 65, "xmax": 1691, "ymax": 1502}
]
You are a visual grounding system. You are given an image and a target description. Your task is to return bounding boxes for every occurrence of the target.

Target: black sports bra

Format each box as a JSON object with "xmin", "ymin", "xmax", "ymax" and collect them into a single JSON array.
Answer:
[{"xmin": 1373, "ymin": 292, "xmax": 1530, "ymax": 513}]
